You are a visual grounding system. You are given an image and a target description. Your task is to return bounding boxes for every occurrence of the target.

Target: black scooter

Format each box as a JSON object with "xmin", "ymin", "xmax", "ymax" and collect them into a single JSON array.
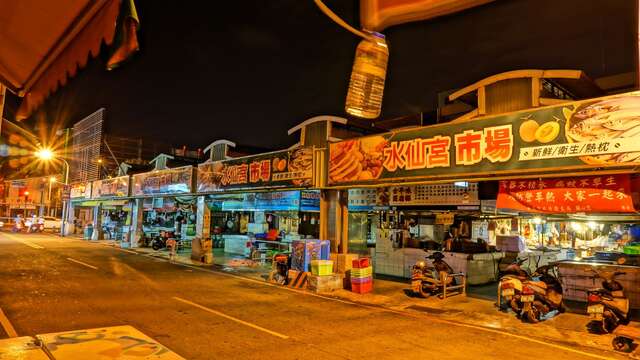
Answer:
[
  {"xmin": 411, "ymin": 251, "xmax": 456, "ymax": 298},
  {"xmin": 587, "ymin": 268, "xmax": 630, "ymax": 334}
]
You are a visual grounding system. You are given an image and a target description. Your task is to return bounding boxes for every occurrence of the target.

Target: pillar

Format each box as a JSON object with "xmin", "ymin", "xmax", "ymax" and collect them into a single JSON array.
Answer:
[
  {"xmin": 129, "ymin": 199, "xmax": 144, "ymax": 248},
  {"xmin": 320, "ymin": 189, "xmax": 349, "ymax": 253},
  {"xmin": 91, "ymin": 204, "xmax": 103, "ymax": 240}
]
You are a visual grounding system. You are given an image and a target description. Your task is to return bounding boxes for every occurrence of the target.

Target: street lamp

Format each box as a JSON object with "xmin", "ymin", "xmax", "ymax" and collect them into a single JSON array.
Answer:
[{"xmin": 35, "ymin": 148, "xmax": 70, "ymax": 236}]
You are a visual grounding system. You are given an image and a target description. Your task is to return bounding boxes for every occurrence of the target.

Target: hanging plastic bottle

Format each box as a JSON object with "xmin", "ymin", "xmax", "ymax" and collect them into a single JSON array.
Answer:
[{"xmin": 345, "ymin": 32, "xmax": 389, "ymax": 119}]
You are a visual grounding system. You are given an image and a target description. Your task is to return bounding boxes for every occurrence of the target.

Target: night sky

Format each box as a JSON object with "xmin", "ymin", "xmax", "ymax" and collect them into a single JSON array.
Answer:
[{"xmin": 4, "ymin": 0, "xmax": 637, "ymax": 151}]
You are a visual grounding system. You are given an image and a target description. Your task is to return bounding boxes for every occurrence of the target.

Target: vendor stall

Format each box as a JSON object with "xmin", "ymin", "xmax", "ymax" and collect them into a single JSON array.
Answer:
[
  {"xmin": 196, "ymin": 147, "xmax": 317, "ymax": 262},
  {"xmin": 90, "ymin": 176, "xmax": 132, "ymax": 242},
  {"xmin": 69, "ymin": 182, "xmax": 93, "ymax": 236},
  {"xmin": 327, "ymin": 91, "xmax": 640, "ymax": 288},
  {"xmin": 130, "ymin": 166, "xmax": 196, "ymax": 248}
]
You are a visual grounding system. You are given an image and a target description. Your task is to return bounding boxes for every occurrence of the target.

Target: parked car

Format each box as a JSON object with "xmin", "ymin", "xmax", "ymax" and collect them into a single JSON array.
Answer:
[{"xmin": 42, "ymin": 216, "xmax": 62, "ymax": 231}]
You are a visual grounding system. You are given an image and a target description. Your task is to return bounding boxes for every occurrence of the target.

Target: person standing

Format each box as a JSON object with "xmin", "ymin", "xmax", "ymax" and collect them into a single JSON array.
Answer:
[{"xmin": 166, "ymin": 237, "xmax": 177, "ymax": 262}]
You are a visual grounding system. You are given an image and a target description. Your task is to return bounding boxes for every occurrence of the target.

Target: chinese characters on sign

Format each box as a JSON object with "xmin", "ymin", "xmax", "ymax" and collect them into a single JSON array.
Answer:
[
  {"xmin": 496, "ymin": 175, "xmax": 635, "ymax": 213},
  {"xmin": 328, "ymin": 92, "xmax": 640, "ymax": 185},
  {"xmin": 381, "ymin": 125, "xmax": 513, "ymax": 172},
  {"xmin": 91, "ymin": 176, "xmax": 130, "ymax": 198},
  {"xmin": 132, "ymin": 166, "xmax": 193, "ymax": 196},
  {"xmin": 197, "ymin": 147, "xmax": 314, "ymax": 192}
]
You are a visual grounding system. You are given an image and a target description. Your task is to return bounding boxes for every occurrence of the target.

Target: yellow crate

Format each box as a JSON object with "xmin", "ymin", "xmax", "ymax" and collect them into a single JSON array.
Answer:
[
  {"xmin": 351, "ymin": 266, "xmax": 372, "ymax": 278},
  {"xmin": 311, "ymin": 260, "xmax": 334, "ymax": 276}
]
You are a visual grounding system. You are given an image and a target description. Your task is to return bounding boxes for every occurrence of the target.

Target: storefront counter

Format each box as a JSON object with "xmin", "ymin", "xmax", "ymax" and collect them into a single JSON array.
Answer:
[
  {"xmin": 374, "ymin": 247, "xmax": 504, "ymax": 285},
  {"xmin": 556, "ymin": 260, "xmax": 640, "ymax": 308},
  {"xmin": 423, "ymin": 250, "xmax": 505, "ymax": 285},
  {"xmin": 223, "ymin": 235, "xmax": 250, "ymax": 255}
]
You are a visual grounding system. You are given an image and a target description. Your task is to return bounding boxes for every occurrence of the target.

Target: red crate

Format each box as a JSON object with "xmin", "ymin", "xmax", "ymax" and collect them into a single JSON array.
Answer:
[
  {"xmin": 352, "ymin": 257, "xmax": 370, "ymax": 269},
  {"xmin": 351, "ymin": 279, "xmax": 372, "ymax": 294}
]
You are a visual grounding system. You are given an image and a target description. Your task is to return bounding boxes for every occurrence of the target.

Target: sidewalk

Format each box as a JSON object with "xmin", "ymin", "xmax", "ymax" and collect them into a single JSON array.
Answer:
[{"xmin": 85, "ymin": 239, "xmax": 637, "ymax": 355}]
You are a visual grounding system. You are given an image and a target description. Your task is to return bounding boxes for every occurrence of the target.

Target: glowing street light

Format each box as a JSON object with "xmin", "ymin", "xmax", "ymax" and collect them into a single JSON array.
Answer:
[
  {"xmin": 34, "ymin": 147, "xmax": 71, "ymax": 236},
  {"xmin": 35, "ymin": 148, "xmax": 54, "ymax": 160}
]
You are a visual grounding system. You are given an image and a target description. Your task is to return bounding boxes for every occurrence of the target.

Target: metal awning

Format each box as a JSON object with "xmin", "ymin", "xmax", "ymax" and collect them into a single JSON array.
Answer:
[{"xmin": 0, "ymin": 0, "xmax": 138, "ymax": 120}]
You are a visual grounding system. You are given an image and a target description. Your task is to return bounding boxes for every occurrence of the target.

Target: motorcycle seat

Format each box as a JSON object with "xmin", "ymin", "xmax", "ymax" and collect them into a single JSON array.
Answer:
[{"xmin": 526, "ymin": 280, "xmax": 547, "ymax": 289}]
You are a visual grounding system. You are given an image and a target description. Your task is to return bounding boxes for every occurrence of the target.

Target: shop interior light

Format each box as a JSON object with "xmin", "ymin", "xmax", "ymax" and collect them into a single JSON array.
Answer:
[
  {"xmin": 587, "ymin": 221, "xmax": 598, "ymax": 230},
  {"xmin": 571, "ymin": 222, "xmax": 584, "ymax": 232},
  {"xmin": 533, "ymin": 217, "xmax": 543, "ymax": 225},
  {"xmin": 454, "ymin": 181, "xmax": 469, "ymax": 188}
]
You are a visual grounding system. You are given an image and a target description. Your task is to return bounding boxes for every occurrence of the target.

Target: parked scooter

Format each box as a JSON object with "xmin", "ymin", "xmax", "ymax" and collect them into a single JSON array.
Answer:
[
  {"xmin": 498, "ymin": 258, "xmax": 530, "ymax": 313},
  {"xmin": 586, "ymin": 268, "xmax": 630, "ymax": 334},
  {"xmin": 411, "ymin": 251, "xmax": 456, "ymax": 298},
  {"xmin": 28, "ymin": 222, "xmax": 44, "ymax": 233},
  {"xmin": 151, "ymin": 235, "xmax": 167, "ymax": 250},
  {"xmin": 518, "ymin": 265, "xmax": 564, "ymax": 323}
]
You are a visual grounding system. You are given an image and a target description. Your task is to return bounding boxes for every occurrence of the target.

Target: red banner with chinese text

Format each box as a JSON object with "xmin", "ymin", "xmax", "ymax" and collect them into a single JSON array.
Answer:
[{"xmin": 496, "ymin": 175, "xmax": 635, "ymax": 213}]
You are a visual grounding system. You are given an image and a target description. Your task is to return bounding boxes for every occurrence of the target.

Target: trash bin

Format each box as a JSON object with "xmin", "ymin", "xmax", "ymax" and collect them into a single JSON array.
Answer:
[{"xmin": 83, "ymin": 223, "xmax": 94, "ymax": 240}]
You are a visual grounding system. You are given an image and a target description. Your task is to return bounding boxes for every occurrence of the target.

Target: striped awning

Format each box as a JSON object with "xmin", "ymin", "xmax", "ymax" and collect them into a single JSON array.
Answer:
[{"xmin": 0, "ymin": 0, "xmax": 139, "ymax": 120}]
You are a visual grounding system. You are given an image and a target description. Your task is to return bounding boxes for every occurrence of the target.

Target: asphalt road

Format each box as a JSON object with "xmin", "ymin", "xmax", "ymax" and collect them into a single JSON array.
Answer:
[{"xmin": 0, "ymin": 233, "xmax": 622, "ymax": 359}]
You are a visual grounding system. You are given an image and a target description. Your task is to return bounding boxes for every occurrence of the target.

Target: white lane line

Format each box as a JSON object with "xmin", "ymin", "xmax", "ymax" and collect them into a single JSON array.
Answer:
[
  {"xmin": 2, "ymin": 233, "xmax": 45, "ymax": 249},
  {"xmin": 66, "ymin": 257, "xmax": 99, "ymax": 270},
  {"xmin": 18, "ymin": 240, "xmax": 44, "ymax": 249},
  {"xmin": 172, "ymin": 296, "xmax": 289, "ymax": 339},
  {"xmin": 86, "ymin": 242, "xmax": 612, "ymax": 359},
  {"xmin": 0, "ymin": 308, "xmax": 18, "ymax": 337}
]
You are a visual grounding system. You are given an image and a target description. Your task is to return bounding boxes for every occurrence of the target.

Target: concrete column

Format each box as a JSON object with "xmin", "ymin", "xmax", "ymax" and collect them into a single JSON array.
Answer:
[
  {"xmin": 320, "ymin": 189, "xmax": 349, "ymax": 253},
  {"xmin": 91, "ymin": 204, "xmax": 103, "ymax": 240},
  {"xmin": 129, "ymin": 199, "xmax": 144, "ymax": 248},
  {"xmin": 195, "ymin": 196, "xmax": 207, "ymax": 238}
]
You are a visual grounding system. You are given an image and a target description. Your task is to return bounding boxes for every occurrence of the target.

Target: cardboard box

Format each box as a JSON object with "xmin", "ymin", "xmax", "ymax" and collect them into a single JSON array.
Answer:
[
  {"xmin": 334, "ymin": 253, "xmax": 359, "ymax": 274},
  {"xmin": 308, "ymin": 273, "xmax": 343, "ymax": 293}
]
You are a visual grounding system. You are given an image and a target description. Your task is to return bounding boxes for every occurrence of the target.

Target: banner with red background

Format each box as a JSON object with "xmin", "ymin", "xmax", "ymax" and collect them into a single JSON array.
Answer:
[{"xmin": 497, "ymin": 174, "xmax": 635, "ymax": 213}]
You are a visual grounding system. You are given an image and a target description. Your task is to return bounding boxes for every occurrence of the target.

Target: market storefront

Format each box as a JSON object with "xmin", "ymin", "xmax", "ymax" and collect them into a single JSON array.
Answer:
[
  {"xmin": 90, "ymin": 176, "xmax": 132, "ymax": 241},
  {"xmin": 69, "ymin": 182, "xmax": 93, "ymax": 236},
  {"xmin": 196, "ymin": 147, "xmax": 317, "ymax": 262},
  {"xmin": 328, "ymin": 91, "xmax": 640, "ymax": 300},
  {"xmin": 129, "ymin": 166, "xmax": 196, "ymax": 249}
]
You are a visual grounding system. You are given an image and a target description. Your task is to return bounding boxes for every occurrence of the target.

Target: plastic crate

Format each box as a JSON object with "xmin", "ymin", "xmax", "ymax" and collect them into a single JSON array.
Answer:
[
  {"xmin": 352, "ymin": 257, "xmax": 370, "ymax": 269},
  {"xmin": 352, "ymin": 278, "xmax": 372, "ymax": 294},
  {"xmin": 351, "ymin": 276, "xmax": 372, "ymax": 284},
  {"xmin": 351, "ymin": 266, "xmax": 372, "ymax": 279},
  {"xmin": 310, "ymin": 260, "xmax": 334, "ymax": 276},
  {"xmin": 624, "ymin": 245, "xmax": 640, "ymax": 255}
]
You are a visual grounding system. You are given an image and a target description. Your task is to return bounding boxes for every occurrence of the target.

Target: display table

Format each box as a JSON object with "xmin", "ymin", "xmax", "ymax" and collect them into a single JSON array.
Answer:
[
  {"xmin": 223, "ymin": 234, "xmax": 250, "ymax": 255},
  {"xmin": 250, "ymin": 240, "xmax": 291, "ymax": 262},
  {"xmin": 423, "ymin": 250, "xmax": 505, "ymax": 285},
  {"xmin": 555, "ymin": 260, "xmax": 640, "ymax": 308}
]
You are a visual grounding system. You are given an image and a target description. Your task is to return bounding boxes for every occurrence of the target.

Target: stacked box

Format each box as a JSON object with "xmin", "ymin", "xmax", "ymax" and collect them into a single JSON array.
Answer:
[
  {"xmin": 291, "ymin": 240, "xmax": 330, "ymax": 272},
  {"xmin": 310, "ymin": 260, "xmax": 333, "ymax": 276},
  {"xmin": 308, "ymin": 273, "xmax": 343, "ymax": 293},
  {"xmin": 334, "ymin": 253, "xmax": 359, "ymax": 273},
  {"xmin": 350, "ymin": 257, "xmax": 373, "ymax": 294}
]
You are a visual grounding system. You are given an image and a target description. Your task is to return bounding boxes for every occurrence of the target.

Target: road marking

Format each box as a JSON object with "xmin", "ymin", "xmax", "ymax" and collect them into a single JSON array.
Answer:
[
  {"xmin": 18, "ymin": 240, "xmax": 44, "ymax": 249},
  {"xmin": 0, "ymin": 308, "xmax": 18, "ymax": 337},
  {"xmin": 172, "ymin": 296, "xmax": 289, "ymax": 340},
  {"xmin": 66, "ymin": 257, "xmax": 98, "ymax": 270},
  {"xmin": 82, "ymin": 240, "xmax": 613, "ymax": 359},
  {"xmin": 2, "ymin": 233, "xmax": 45, "ymax": 249}
]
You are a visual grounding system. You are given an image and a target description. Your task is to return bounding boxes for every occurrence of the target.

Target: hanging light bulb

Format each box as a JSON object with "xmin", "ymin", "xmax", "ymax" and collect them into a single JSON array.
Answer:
[{"xmin": 345, "ymin": 32, "xmax": 389, "ymax": 119}]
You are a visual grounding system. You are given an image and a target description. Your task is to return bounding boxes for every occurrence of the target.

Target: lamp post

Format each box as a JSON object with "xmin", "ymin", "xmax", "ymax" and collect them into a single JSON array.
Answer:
[{"xmin": 35, "ymin": 148, "xmax": 70, "ymax": 236}]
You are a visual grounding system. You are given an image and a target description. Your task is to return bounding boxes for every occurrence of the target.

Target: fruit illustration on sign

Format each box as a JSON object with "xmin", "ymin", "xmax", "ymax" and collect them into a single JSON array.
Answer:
[
  {"xmin": 519, "ymin": 118, "xmax": 539, "ymax": 143},
  {"xmin": 278, "ymin": 159, "xmax": 287, "ymax": 171},
  {"xmin": 535, "ymin": 121, "xmax": 560, "ymax": 143}
]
